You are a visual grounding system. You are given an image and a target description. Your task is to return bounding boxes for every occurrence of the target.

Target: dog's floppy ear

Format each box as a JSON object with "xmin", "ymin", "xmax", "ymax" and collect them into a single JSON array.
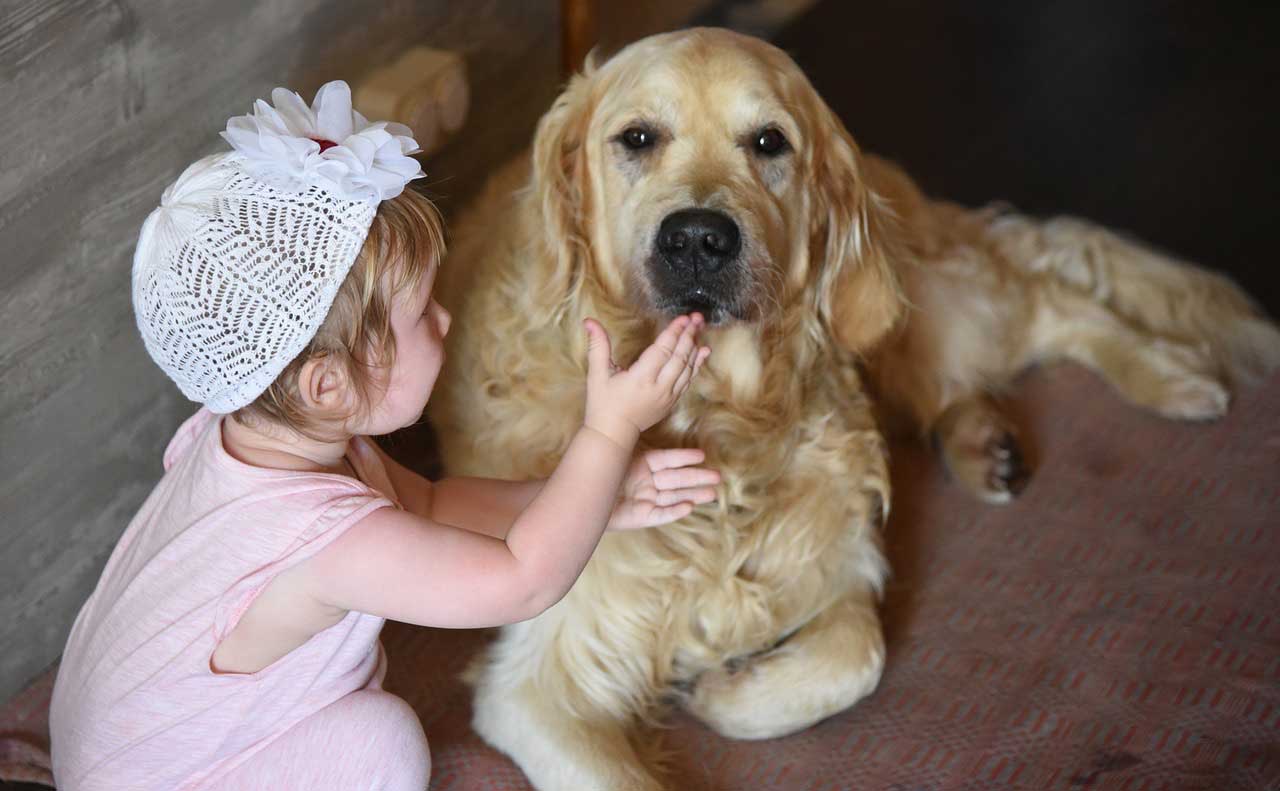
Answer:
[
  {"xmin": 806, "ymin": 94, "xmax": 906, "ymax": 355},
  {"xmin": 530, "ymin": 63, "xmax": 597, "ymax": 319}
]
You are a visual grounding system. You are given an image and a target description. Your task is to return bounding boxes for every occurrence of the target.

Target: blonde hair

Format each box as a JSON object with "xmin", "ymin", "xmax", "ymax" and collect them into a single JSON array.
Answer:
[{"xmin": 234, "ymin": 187, "xmax": 446, "ymax": 439}]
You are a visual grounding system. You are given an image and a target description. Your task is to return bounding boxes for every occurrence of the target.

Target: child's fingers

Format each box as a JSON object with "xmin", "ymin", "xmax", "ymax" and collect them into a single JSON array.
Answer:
[
  {"xmin": 673, "ymin": 358, "xmax": 695, "ymax": 396},
  {"xmin": 694, "ymin": 345, "xmax": 711, "ymax": 375},
  {"xmin": 652, "ymin": 466, "xmax": 721, "ymax": 490},
  {"xmin": 677, "ymin": 346, "xmax": 708, "ymax": 392},
  {"xmin": 672, "ymin": 342, "xmax": 708, "ymax": 394},
  {"xmin": 650, "ymin": 315, "xmax": 690, "ymax": 357},
  {"xmin": 644, "ymin": 501, "xmax": 695, "ymax": 527},
  {"xmin": 634, "ymin": 315, "xmax": 690, "ymax": 376},
  {"xmin": 655, "ymin": 487, "xmax": 719, "ymax": 507},
  {"xmin": 656, "ymin": 319, "xmax": 699, "ymax": 385},
  {"xmin": 681, "ymin": 345, "xmax": 711, "ymax": 390},
  {"xmin": 583, "ymin": 318, "xmax": 614, "ymax": 385},
  {"xmin": 643, "ymin": 448, "xmax": 706, "ymax": 471},
  {"xmin": 669, "ymin": 339, "xmax": 710, "ymax": 399},
  {"xmin": 655, "ymin": 465, "xmax": 716, "ymax": 488}
]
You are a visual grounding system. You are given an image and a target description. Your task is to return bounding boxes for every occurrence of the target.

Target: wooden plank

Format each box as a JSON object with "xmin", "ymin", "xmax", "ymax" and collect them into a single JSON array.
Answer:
[{"xmin": 561, "ymin": 0, "xmax": 597, "ymax": 75}]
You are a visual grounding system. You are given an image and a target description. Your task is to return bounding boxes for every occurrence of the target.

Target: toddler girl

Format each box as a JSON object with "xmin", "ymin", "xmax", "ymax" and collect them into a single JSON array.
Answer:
[{"xmin": 49, "ymin": 80, "xmax": 714, "ymax": 790}]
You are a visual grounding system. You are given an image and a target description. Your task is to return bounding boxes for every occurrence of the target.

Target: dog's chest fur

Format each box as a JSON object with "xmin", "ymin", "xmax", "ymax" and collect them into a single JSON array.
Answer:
[{"xmin": 439, "ymin": 304, "xmax": 888, "ymax": 665}]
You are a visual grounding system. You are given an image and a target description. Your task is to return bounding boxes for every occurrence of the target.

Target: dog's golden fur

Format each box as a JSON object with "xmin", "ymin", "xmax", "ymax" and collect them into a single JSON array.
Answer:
[
  {"xmin": 430, "ymin": 28, "xmax": 1279, "ymax": 790},
  {"xmin": 864, "ymin": 154, "xmax": 1279, "ymax": 500}
]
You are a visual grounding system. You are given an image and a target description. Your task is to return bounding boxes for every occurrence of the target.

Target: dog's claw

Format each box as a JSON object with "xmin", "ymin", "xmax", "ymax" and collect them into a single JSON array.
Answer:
[{"xmin": 984, "ymin": 432, "xmax": 1030, "ymax": 496}]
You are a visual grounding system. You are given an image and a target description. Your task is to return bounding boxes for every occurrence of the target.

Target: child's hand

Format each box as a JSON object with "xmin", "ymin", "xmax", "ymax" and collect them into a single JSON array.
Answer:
[
  {"xmin": 582, "ymin": 314, "xmax": 711, "ymax": 449},
  {"xmin": 608, "ymin": 448, "xmax": 721, "ymax": 530}
]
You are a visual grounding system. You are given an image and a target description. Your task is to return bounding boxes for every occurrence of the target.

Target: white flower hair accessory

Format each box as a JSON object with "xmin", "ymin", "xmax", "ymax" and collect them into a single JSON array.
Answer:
[
  {"xmin": 221, "ymin": 80, "xmax": 424, "ymax": 204},
  {"xmin": 131, "ymin": 80, "xmax": 431, "ymax": 413}
]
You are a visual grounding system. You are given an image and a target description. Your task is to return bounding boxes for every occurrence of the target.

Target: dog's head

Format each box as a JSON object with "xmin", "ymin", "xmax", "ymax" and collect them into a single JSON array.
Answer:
[{"xmin": 532, "ymin": 28, "xmax": 903, "ymax": 354}]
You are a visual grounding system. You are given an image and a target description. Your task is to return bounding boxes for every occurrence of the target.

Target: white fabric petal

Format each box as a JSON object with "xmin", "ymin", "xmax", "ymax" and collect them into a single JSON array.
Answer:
[
  {"xmin": 384, "ymin": 121, "xmax": 413, "ymax": 138},
  {"xmin": 250, "ymin": 101, "xmax": 289, "ymax": 138},
  {"xmin": 312, "ymin": 81, "xmax": 355, "ymax": 142},
  {"xmin": 382, "ymin": 153, "xmax": 423, "ymax": 181},
  {"xmin": 270, "ymin": 88, "xmax": 317, "ymax": 136},
  {"xmin": 313, "ymin": 157, "xmax": 347, "ymax": 178},
  {"xmin": 220, "ymin": 119, "xmax": 262, "ymax": 154}
]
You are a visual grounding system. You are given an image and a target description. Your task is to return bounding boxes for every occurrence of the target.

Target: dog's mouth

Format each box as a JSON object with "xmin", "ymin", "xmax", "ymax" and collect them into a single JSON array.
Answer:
[{"xmin": 656, "ymin": 288, "xmax": 743, "ymax": 325}]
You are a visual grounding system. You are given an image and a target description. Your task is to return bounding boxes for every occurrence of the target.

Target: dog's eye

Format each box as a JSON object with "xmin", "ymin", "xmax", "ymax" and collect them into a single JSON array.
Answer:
[
  {"xmin": 754, "ymin": 127, "xmax": 789, "ymax": 156},
  {"xmin": 619, "ymin": 126, "xmax": 656, "ymax": 151}
]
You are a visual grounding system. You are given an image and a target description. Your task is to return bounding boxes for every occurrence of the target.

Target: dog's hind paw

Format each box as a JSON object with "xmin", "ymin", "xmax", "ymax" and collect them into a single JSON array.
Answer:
[
  {"xmin": 1152, "ymin": 373, "xmax": 1231, "ymax": 421},
  {"xmin": 981, "ymin": 431, "xmax": 1032, "ymax": 500},
  {"xmin": 935, "ymin": 396, "xmax": 1032, "ymax": 504}
]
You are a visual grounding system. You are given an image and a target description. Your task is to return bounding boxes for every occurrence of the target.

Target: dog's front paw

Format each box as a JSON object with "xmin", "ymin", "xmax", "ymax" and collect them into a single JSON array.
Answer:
[{"xmin": 684, "ymin": 600, "xmax": 884, "ymax": 741}]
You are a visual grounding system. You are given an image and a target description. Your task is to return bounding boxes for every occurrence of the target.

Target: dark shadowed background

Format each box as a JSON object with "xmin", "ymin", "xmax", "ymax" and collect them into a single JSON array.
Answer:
[{"xmin": 766, "ymin": 1, "xmax": 1280, "ymax": 316}]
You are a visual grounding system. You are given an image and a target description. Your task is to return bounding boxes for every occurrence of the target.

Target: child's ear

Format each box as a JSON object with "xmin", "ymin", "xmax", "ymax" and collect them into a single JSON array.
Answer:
[{"xmin": 297, "ymin": 355, "xmax": 352, "ymax": 414}]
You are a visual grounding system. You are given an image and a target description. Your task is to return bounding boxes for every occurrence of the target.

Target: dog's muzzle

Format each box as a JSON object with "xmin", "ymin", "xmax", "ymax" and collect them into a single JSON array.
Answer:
[{"xmin": 650, "ymin": 208, "xmax": 746, "ymax": 322}]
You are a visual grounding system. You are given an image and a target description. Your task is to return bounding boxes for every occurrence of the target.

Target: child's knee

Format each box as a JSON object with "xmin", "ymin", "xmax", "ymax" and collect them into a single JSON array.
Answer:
[{"xmin": 347, "ymin": 691, "xmax": 430, "ymax": 788}]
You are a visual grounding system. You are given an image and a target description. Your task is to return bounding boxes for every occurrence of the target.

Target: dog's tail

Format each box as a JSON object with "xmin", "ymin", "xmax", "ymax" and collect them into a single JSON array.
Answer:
[{"xmin": 990, "ymin": 213, "xmax": 1280, "ymax": 387}]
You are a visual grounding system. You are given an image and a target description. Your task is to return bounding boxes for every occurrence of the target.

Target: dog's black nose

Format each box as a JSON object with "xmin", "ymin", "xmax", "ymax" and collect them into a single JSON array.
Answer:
[{"xmin": 657, "ymin": 209, "xmax": 741, "ymax": 275}]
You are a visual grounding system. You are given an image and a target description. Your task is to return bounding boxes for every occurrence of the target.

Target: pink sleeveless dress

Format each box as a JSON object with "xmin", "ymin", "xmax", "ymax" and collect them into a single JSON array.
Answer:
[{"xmin": 50, "ymin": 408, "xmax": 399, "ymax": 790}]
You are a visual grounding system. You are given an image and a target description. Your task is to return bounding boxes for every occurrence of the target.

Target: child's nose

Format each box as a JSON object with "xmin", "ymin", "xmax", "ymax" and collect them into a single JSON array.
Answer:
[{"xmin": 437, "ymin": 304, "xmax": 452, "ymax": 336}]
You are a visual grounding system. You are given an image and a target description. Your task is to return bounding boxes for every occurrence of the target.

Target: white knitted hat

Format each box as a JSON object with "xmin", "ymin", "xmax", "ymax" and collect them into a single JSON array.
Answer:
[{"xmin": 132, "ymin": 81, "xmax": 424, "ymax": 413}]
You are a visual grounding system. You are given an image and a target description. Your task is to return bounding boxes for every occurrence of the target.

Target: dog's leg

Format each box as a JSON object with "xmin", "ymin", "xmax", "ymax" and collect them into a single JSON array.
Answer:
[
  {"xmin": 933, "ymin": 393, "xmax": 1031, "ymax": 503},
  {"xmin": 992, "ymin": 215, "xmax": 1280, "ymax": 388},
  {"xmin": 1033, "ymin": 299, "xmax": 1231, "ymax": 421},
  {"xmin": 468, "ymin": 608, "xmax": 665, "ymax": 791},
  {"xmin": 869, "ymin": 343, "xmax": 1035, "ymax": 504},
  {"xmin": 472, "ymin": 673, "xmax": 661, "ymax": 791},
  {"xmin": 683, "ymin": 587, "xmax": 883, "ymax": 740},
  {"xmin": 980, "ymin": 210, "xmax": 1279, "ymax": 413}
]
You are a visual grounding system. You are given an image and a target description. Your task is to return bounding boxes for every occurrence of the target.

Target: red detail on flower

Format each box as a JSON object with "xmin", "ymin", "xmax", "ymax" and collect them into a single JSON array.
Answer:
[{"xmin": 310, "ymin": 137, "xmax": 339, "ymax": 153}]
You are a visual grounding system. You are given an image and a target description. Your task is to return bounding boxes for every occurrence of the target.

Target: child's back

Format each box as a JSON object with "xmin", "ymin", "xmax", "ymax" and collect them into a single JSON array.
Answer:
[{"xmin": 51, "ymin": 409, "xmax": 394, "ymax": 789}]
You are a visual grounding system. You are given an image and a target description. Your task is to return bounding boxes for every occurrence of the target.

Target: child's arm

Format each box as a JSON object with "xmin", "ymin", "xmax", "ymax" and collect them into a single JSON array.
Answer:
[
  {"xmin": 369, "ymin": 444, "xmax": 543, "ymax": 539},
  {"xmin": 372, "ymin": 447, "xmax": 719, "ymax": 538},
  {"xmin": 298, "ymin": 315, "xmax": 711, "ymax": 629},
  {"xmin": 307, "ymin": 428, "xmax": 629, "ymax": 628},
  {"xmin": 429, "ymin": 477, "xmax": 543, "ymax": 538}
]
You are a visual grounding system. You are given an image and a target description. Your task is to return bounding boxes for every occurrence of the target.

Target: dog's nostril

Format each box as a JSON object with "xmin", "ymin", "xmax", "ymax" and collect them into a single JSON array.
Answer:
[
  {"xmin": 664, "ymin": 231, "xmax": 688, "ymax": 251},
  {"xmin": 704, "ymin": 232, "xmax": 729, "ymax": 254}
]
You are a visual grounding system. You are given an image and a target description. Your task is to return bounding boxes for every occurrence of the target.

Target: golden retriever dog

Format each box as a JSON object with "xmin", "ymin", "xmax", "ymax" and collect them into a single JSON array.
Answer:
[{"xmin": 430, "ymin": 28, "xmax": 1278, "ymax": 790}]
